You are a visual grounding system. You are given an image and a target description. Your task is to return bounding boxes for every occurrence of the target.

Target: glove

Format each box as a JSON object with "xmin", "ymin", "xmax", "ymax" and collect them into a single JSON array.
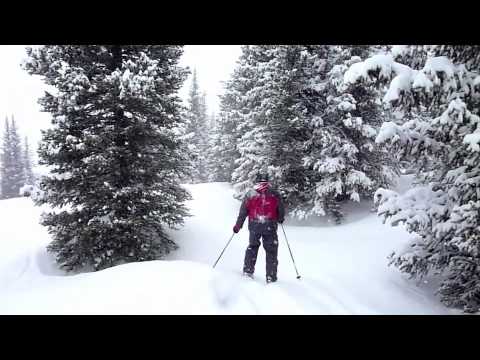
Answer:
[{"xmin": 233, "ymin": 224, "xmax": 241, "ymax": 233}]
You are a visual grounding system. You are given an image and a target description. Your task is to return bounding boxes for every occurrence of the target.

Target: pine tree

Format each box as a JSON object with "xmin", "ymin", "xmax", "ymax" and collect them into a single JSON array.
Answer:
[
  {"xmin": 197, "ymin": 91, "xmax": 209, "ymax": 181},
  {"xmin": 0, "ymin": 116, "xmax": 26, "ymax": 198},
  {"xmin": 227, "ymin": 45, "xmax": 396, "ymax": 223},
  {"xmin": 183, "ymin": 69, "xmax": 209, "ymax": 183},
  {"xmin": 235, "ymin": 46, "xmax": 322, "ymax": 209},
  {"xmin": 210, "ymin": 46, "xmax": 271, "ymax": 184},
  {"xmin": 347, "ymin": 45, "xmax": 480, "ymax": 312},
  {"xmin": 208, "ymin": 109, "xmax": 235, "ymax": 183},
  {"xmin": 23, "ymin": 136, "xmax": 35, "ymax": 185},
  {"xmin": 208, "ymin": 112, "xmax": 216, "ymax": 129},
  {"xmin": 0, "ymin": 117, "xmax": 11, "ymax": 198},
  {"xmin": 24, "ymin": 45, "xmax": 191, "ymax": 271},
  {"xmin": 205, "ymin": 112, "xmax": 222, "ymax": 182},
  {"xmin": 301, "ymin": 45, "xmax": 398, "ymax": 223},
  {"xmin": 9, "ymin": 117, "xmax": 25, "ymax": 194}
]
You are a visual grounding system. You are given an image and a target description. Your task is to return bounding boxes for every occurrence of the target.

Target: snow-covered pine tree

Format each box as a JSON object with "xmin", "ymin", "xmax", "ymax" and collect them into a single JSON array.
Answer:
[
  {"xmin": 0, "ymin": 116, "xmax": 25, "ymax": 198},
  {"xmin": 24, "ymin": 45, "xmax": 191, "ymax": 271},
  {"xmin": 183, "ymin": 69, "xmax": 209, "ymax": 183},
  {"xmin": 209, "ymin": 46, "xmax": 272, "ymax": 185},
  {"xmin": 208, "ymin": 112, "xmax": 216, "ymax": 129},
  {"xmin": 232, "ymin": 45, "xmax": 314, "ymax": 205},
  {"xmin": 228, "ymin": 45, "xmax": 396, "ymax": 223},
  {"xmin": 23, "ymin": 136, "xmax": 35, "ymax": 185},
  {"xmin": 205, "ymin": 112, "xmax": 222, "ymax": 182},
  {"xmin": 197, "ymin": 91, "xmax": 209, "ymax": 181},
  {"xmin": 301, "ymin": 45, "xmax": 398, "ymax": 223},
  {"xmin": 345, "ymin": 45, "xmax": 480, "ymax": 312},
  {"xmin": 9, "ymin": 117, "xmax": 25, "ymax": 195},
  {"xmin": 208, "ymin": 101, "xmax": 236, "ymax": 183},
  {"xmin": 0, "ymin": 117, "xmax": 11, "ymax": 198}
]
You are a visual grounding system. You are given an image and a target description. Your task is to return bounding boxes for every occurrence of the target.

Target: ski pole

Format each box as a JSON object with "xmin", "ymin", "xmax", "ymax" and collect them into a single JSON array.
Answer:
[
  {"xmin": 213, "ymin": 233, "xmax": 235, "ymax": 268},
  {"xmin": 280, "ymin": 223, "xmax": 301, "ymax": 279}
]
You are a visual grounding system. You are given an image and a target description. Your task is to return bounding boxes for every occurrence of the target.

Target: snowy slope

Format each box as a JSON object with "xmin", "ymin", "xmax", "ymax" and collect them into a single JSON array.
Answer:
[{"xmin": 0, "ymin": 179, "xmax": 454, "ymax": 314}]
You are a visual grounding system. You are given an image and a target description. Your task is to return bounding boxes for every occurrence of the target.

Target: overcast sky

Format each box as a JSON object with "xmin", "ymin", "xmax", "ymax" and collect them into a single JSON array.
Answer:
[
  {"xmin": 179, "ymin": 45, "xmax": 242, "ymax": 115},
  {"xmin": 0, "ymin": 45, "xmax": 242, "ymax": 149}
]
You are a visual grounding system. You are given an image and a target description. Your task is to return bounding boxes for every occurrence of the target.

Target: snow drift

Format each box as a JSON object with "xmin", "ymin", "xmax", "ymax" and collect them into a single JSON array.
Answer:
[{"xmin": 0, "ymin": 181, "xmax": 453, "ymax": 314}]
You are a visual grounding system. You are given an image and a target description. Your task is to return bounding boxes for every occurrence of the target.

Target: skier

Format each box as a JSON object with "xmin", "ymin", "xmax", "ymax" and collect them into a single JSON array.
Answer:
[{"xmin": 233, "ymin": 173, "xmax": 285, "ymax": 283}]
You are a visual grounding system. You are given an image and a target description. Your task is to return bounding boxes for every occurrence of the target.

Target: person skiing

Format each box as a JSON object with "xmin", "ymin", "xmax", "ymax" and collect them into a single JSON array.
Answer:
[{"xmin": 233, "ymin": 173, "xmax": 285, "ymax": 283}]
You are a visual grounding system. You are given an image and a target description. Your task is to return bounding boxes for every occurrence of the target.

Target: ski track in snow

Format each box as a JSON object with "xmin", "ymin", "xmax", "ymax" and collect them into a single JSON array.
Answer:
[{"xmin": 0, "ymin": 181, "xmax": 455, "ymax": 314}]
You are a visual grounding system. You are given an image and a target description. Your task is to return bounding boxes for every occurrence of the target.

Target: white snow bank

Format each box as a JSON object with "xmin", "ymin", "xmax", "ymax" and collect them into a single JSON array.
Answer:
[
  {"xmin": 0, "ymin": 259, "xmax": 278, "ymax": 315},
  {"xmin": 0, "ymin": 182, "xmax": 454, "ymax": 314}
]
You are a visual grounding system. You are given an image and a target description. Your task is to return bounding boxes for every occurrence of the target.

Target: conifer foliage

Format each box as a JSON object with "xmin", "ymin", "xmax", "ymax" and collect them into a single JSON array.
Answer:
[
  {"xmin": 345, "ymin": 45, "xmax": 480, "ymax": 312},
  {"xmin": 215, "ymin": 45, "xmax": 397, "ymax": 223},
  {"xmin": 24, "ymin": 45, "xmax": 191, "ymax": 271},
  {"xmin": 183, "ymin": 69, "xmax": 209, "ymax": 183},
  {"xmin": 1, "ymin": 116, "xmax": 28, "ymax": 198}
]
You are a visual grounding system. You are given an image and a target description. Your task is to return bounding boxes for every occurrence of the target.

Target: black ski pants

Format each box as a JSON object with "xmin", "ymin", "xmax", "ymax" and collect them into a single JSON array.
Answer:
[{"xmin": 243, "ymin": 230, "xmax": 279, "ymax": 280}]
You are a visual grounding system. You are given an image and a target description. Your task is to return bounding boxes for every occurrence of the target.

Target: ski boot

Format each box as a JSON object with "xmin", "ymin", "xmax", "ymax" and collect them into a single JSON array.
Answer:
[
  {"xmin": 243, "ymin": 272, "xmax": 254, "ymax": 279},
  {"xmin": 266, "ymin": 276, "xmax": 277, "ymax": 284}
]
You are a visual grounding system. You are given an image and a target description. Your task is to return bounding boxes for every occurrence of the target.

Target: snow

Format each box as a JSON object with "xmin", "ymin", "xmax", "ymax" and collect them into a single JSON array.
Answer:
[
  {"xmin": 344, "ymin": 54, "xmax": 395, "ymax": 84},
  {"xmin": 345, "ymin": 53, "xmax": 463, "ymax": 106},
  {"xmin": 0, "ymin": 181, "xmax": 454, "ymax": 314},
  {"xmin": 338, "ymin": 100, "xmax": 356, "ymax": 112},
  {"xmin": 376, "ymin": 122, "xmax": 402, "ymax": 144},
  {"xmin": 423, "ymin": 56, "xmax": 455, "ymax": 78},
  {"xmin": 317, "ymin": 157, "xmax": 344, "ymax": 173},
  {"xmin": 346, "ymin": 170, "xmax": 373, "ymax": 188},
  {"xmin": 391, "ymin": 45, "xmax": 408, "ymax": 58},
  {"xmin": 475, "ymin": 76, "xmax": 480, "ymax": 86},
  {"xmin": 343, "ymin": 54, "xmax": 418, "ymax": 103},
  {"xmin": 464, "ymin": 132, "xmax": 480, "ymax": 151},
  {"xmin": 19, "ymin": 184, "xmax": 34, "ymax": 197},
  {"xmin": 412, "ymin": 71, "xmax": 434, "ymax": 91},
  {"xmin": 343, "ymin": 62, "xmax": 365, "ymax": 85},
  {"xmin": 122, "ymin": 69, "xmax": 131, "ymax": 82},
  {"xmin": 361, "ymin": 124, "xmax": 377, "ymax": 139},
  {"xmin": 383, "ymin": 73, "xmax": 413, "ymax": 103},
  {"xmin": 375, "ymin": 185, "xmax": 447, "ymax": 229},
  {"xmin": 65, "ymin": 135, "xmax": 77, "ymax": 143}
]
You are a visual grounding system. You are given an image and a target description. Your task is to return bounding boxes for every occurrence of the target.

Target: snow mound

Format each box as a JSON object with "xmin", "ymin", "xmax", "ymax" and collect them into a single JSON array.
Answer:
[{"xmin": 0, "ymin": 182, "xmax": 454, "ymax": 314}]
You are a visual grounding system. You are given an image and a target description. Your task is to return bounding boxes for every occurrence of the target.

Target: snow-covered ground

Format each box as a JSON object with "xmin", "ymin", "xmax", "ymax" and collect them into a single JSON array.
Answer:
[{"xmin": 0, "ymin": 177, "xmax": 455, "ymax": 314}]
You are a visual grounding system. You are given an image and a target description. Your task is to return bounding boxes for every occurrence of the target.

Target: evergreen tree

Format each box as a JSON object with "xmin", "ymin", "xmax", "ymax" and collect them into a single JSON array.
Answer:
[
  {"xmin": 0, "ymin": 117, "xmax": 11, "ymax": 198},
  {"xmin": 301, "ymin": 45, "xmax": 398, "ymax": 223},
  {"xmin": 197, "ymin": 91, "xmax": 209, "ymax": 181},
  {"xmin": 208, "ymin": 112, "xmax": 216, "ymax": 129},
  {"xmin": 227, "ymin": 45, "xmax": 396, "ymax": 223},
  {"xmin": 183, "ymin": 69, "xmax": 209, "ymax": 183},
  {"xmin": 23, "ymin": 136, "xmax": 35, "ymax": 185},
  {"xmin": 9, "ymin": 117, "xmax": 25, "ymax": 194},
  {"xmin": 347, "ymin": 45, "xmax": 480, "ymax": 312},
  {"xmin": 24, "ymin": 45, "xmax": 191, "ymax": 271},
  {"xmin": 205, "ymin": 112, "xmax": 222, "ymax": 182},
  {"xmin": 210, "ymin": 46, "xmax": 270, "ymax": 184},
  {"xmin": 232, "ymin": 45, "xmax": 315, "ymax": 207},
  {"xmin": 208, "ymin": 105, "xmax": 234, "ymax": 183},
  {"xmin": 0, "ymin": 116, "xmax": 26, "ymax": 198}
]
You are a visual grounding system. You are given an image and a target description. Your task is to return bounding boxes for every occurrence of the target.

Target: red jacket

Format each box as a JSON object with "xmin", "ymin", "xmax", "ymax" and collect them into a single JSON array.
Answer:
[{"xmin": 235, "ymin": 184, "xmax": 285, "ymax": 233}]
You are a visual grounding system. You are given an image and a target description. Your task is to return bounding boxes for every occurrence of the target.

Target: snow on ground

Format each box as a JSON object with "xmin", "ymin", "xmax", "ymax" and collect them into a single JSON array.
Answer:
[{"xmin": 0, "ymin": 178, "xmax": 455, "ymax": 314}]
